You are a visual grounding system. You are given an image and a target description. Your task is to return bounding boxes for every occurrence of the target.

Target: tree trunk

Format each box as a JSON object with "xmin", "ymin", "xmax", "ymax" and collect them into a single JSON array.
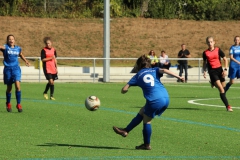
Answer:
[{"xmin": 141, "ymin": 0, "xmax": 150, "ymax": 17}]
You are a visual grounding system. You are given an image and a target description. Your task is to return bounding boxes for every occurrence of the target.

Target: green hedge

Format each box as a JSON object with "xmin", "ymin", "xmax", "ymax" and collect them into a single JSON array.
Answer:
[{"xmin": 0, "ymin": 0, "xmax": 239, "ymax": 20}]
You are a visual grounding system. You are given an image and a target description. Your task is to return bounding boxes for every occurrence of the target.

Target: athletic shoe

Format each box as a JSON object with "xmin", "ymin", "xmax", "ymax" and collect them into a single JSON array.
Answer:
[
  {"xmin": 43, "ymin": 93, "xmax": 48, "ymax": 100},
  {"xmin": 16, "ymin": 104, "xmax": 22, "ymax": 112},
  {"xmin": 226, "ymin": 105, "xmax": 233, "ymax": 112},
  {"xmin": 135, "ymin": 144, "xmax": 151, "ymax": 150},
  {"xmin": 6, "ymin": 102, "xmax": 12, "ymax": 112},
  {"xmin": 113, "ymin": 126, "xmax": 128, "ymax": 137},
  {"xmin": 50, "ymin": 97, "xmax": 56, "ymax": 100}
]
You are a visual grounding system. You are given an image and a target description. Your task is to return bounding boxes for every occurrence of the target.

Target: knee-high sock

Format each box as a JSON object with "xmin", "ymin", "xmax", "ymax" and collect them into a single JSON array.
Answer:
[
  {"xmin": 143, "ymin": 123, "xmax": 152, "ymax": 145},
  {"xmin": 44, "ymin": 83, "xmax": 50, "ymax": 93},
  {"xmin": 15, "ymin": 91, "xmax": 21, "ymax": 104},
  {"xmin": 50, "ymin": 85, "xmax": 54, "ymax": 97},
  {"xmin": 220, "ymin": 93, "xmax": 229, "ymax": 107},
  {"xmin": 6, "ymin": 92, "xmax": 11, "ymax": 103},
  {"xmin": 125, "ymin": 113, "xmax": 143, "ymax": 132},
  {"xmin": 225, "ymin": 82, "xmax": 231, "ymax": 92}
]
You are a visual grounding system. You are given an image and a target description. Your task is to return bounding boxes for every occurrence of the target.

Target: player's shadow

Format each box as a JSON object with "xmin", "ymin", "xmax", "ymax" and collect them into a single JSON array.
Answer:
[{"xmin": 37, "ymin": 143, "xmax": 130, "ymax": 150}]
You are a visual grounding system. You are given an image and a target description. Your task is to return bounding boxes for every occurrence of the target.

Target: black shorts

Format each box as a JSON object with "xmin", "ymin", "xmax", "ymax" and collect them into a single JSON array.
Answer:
[
  {"xmin": 44, "ymin": 72, "xmax": 58, "ymax": 81},
  {"xmin": 208, "ymin": 67, "xmax": 225, "ymax": 84}
]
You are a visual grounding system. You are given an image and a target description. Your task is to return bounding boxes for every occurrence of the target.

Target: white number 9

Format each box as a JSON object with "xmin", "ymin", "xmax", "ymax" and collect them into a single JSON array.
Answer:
[{"xmin": 143, "ymin": 74, "xmax": 154, "ymax": 86}]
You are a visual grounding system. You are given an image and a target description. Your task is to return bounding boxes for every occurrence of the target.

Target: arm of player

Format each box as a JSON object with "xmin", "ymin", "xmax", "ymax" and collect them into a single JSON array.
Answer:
[
  {"xmin": 121, "ymin": 84, "xmax": 130, "ymax": 94},
  {"xmin": 0, "ymin": 45, "xmax": 5, "ymax": 50},
  {"xmin": 202, "ymin": 60, "xmax": 207, "ymax": 78},
  {"xmin": 159, "ymin": 69, "xmax": 184, "ymax": 82},
  {"xmin": 229, "ymin": 54, "xmax": 240, "ymax": 65},
  {"xmin": 222, "ymin": 56, "xmax": 228, "ymax": 77},
  {"xmin": 19, "ymin": 52, "xmax": 30, "ymax": 67}
]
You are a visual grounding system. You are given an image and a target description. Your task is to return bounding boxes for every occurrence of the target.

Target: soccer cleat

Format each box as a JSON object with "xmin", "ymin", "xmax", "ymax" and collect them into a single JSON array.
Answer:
[
  {"xmin": 135, "ymin": 144, "xmax": 151, "ymax": 150},
  {"xmin": 226, "ymin": 105, "xmax": 233, "ymax": 112},
  {"xmin": 16, "ymin": 104, "xmax": 23, "ymax": 112},
  {"xmin": 113, "ymin": 126, "xmax": 128, "ymax": 137},
  {"xmin": 6, "ymin": 102, "xmax": 12, "ymax": 112},
  {"xmin": 43, "ymin": 93, "xmax": 48, "ymax": 100},
  {"xmin": 50, "ymin": 97, "xmax": 56, "ymax": 100}
]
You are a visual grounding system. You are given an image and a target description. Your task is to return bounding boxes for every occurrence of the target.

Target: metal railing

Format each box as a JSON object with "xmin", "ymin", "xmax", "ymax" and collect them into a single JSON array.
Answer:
[{"xmin": 0, "ymin": 57, "xmax": 226, "ymax": 83}]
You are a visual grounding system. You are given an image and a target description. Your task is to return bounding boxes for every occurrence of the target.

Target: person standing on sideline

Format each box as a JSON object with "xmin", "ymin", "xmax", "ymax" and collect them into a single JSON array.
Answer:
[
  {"xmin": 225, "ymin": 36, "xmax": 240, "ymax": 93},
  {"xmin": 41, "ymin": 37, "xmax": 58, "ymax": 100},
  {"xmin": 0, "ymin": 34, "xmax": 30, "ymax": 112},
  {"xmin": 113, "ymin": 54, "xmax": 184, "ymax": 150},
  {"xmin": 177, "ymin": 44, "xmax": 191, "ymax": 82},
  {"xmin": 202, "ymin": 36, "xmax": 233, "ymax": 112},
  {"xmin": 159, "ymin": 50, "xmax": 171, "ymax": 69}
]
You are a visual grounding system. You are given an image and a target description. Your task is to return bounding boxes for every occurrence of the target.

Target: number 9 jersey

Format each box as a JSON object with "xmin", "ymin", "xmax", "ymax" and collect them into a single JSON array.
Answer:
[{"xmin": 128, "ymin": 67, "xmax": 169, "ymax": 102}]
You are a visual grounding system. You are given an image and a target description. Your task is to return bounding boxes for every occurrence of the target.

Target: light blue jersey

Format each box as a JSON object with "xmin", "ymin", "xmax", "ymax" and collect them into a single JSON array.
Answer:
[
  {"xmin": 228, "ymin": 45, "xmax": 240, "ymax": 79},
  {"xmin": 128, "ymin": 67, "xmax": 169, "ymax": 101},
  {"xmin": 3, "ymin": 44, "xmax": 21, "ymax": 67}
]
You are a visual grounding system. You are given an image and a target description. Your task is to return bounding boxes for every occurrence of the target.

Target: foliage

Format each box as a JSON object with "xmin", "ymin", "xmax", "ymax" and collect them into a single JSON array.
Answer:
[{"xmin": 0, "ymin": 0, "xmax": 239, "ymax": 20}]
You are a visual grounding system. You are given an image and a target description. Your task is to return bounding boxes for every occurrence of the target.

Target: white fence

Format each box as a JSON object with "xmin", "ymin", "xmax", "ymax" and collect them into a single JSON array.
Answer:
[{"xmin": 0, "ymin": 57, "xmax": 231, "ymax": 83}]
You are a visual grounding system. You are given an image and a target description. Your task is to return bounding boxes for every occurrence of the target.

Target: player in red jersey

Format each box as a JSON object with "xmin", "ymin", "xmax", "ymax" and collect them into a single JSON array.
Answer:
[
  {"xmin": 41, "ymin": 37, "xmax": 58, "ymax": 100},
  {"xmin": 202, "ymin": 36, "xmax": 233, "ymax": 112}
]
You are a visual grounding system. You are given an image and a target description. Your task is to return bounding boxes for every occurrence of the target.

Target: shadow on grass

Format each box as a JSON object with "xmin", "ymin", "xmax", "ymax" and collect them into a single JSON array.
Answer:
[
  {"xmin": 37, "ymin": 143, "xmax": 131, "ymax": 150},
  {"xmin": 167, "ymin": 107, "xmax": 201, "ymax": 110}
]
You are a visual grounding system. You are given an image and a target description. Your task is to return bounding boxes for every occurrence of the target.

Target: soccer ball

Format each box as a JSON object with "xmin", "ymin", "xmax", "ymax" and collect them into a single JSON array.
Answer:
[{"xmin": 85, "ymin": 96, "xmax": 100, "ymax": 111}]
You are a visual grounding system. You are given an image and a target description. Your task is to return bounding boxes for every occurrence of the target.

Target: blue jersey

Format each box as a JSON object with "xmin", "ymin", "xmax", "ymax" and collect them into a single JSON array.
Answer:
[
  {"xmin": 229, "ymin": 45, "xmax": 240, "ymax": 68},
  {"xmin": 2, "ymin": 44, "xmax": 21, "ymax": 67},
  {"xmin": 128, "ymin": 67, "xmax": 169, "ymax": 101}
]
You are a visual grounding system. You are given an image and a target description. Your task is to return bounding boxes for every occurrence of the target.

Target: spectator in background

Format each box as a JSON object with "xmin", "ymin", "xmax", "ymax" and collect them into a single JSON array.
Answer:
[
  {"xmin": 159, "ymin": 50, "xmax": 171, "ymax": 69},
  {"xmin": 225, "ymin": 36, "xmax": 240, "ymax": 93},
  {"xmin": 148, "ymin": 50, "xmax": 159, "ymax": 68},
  {"xmin": 177, "ymin": 44, "xmax": 191, "ymax": 83}
]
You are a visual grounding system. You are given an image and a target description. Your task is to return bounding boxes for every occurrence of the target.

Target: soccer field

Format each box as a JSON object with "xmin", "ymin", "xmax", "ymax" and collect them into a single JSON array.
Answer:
[{"xmin": 0, "ymin": 82, "xmax": 239, "ymax": 160}]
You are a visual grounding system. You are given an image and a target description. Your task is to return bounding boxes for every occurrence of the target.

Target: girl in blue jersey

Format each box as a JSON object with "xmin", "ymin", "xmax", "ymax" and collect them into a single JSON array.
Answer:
[
  {"xmin": 225, "ymin": 36, "xmax": 240, "ymax": 93},
  {"xmin": 0, "ymin": 35, "xmax": 30, "ymax": 112},
  {"xmin": 113, "ymin": 54, "xmax": 184, "ymax": 150}
]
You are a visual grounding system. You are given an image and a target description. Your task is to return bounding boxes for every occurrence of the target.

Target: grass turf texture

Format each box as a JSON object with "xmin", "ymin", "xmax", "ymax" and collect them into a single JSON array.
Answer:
[{"xmin": 0, "ymin": 82, "xmax": 239, "ymax": 160}]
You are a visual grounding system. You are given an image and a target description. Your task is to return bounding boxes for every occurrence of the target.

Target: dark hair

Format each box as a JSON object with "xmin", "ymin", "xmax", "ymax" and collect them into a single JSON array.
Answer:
[
  {"xmin": 6, "ymin": 34, "xmax": 15, "ymax": 44},
  {"xmin": 161, "ymin": 50, "xmax": 165, "ymax": 53},
  {"xmin": 43, "ymin": 37, "xmax": 52, "ymax": 44},
  {"xmin": 135, "ymin": 54, "xmax": 151, "ymax": 72},
  {"xmin": 234, "ymin": 36, "xmax": 240, "ymax": 41},
  {"xmin": 148, "ymin": 50, "xmax": 155, "ymax": 56}
]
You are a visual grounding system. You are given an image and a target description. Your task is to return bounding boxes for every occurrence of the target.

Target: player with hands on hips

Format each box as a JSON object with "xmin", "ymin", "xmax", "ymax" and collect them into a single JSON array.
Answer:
[{"xmin": 113, "ymin": 54, "xmax": 184, "ymax": 150}]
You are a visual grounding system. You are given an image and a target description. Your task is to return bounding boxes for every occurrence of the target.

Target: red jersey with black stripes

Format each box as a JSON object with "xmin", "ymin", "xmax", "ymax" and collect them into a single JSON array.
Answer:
[
  {"xmin": 41, "ymin": 47, "xmax": 57, "ymax": 74},
  {"xmin": 202, "ymin": 47, "xmax": 225, "ymax": 70}
]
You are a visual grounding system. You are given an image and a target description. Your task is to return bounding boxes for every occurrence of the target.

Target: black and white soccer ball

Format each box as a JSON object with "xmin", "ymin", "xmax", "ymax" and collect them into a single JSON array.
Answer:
[{"xmin": 85, "ymin": 96, "xmax": 100, "ymax": 111}]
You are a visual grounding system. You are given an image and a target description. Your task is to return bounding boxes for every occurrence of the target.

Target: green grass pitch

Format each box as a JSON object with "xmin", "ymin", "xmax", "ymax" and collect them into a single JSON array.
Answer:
[{"xmin": 0, "ymin": 82, "xmax": 239, "ymax": 160}]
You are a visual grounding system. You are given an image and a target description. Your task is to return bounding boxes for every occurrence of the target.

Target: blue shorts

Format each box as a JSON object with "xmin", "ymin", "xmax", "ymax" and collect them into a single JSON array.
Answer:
[
  {"xmin": 228, "ymin": 66, "xmax": 240, "ymax": 79},
  {"xmin": 4, "ymin": 66, "xmax": 21, "ymax": 85},
  {"xmin": 144, "ymin": 97, "xmax": 169, "ymax": 118}
]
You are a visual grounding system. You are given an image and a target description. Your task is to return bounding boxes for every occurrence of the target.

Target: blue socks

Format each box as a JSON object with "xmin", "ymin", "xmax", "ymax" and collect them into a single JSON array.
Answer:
[
  {"xmin": 143, "ymin": 123, "xmax": 152, "ymax": 144},
  {"xmin": 125, "ymin": 113, "xmax": 143, "ymax": 132},
  {"xmin": 6, "ymin": 92, "xmax": 11, "ymax": 103},
  {"xmin": 15, "ymin": 91, "xmax": 21, "ymax": 104}
]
